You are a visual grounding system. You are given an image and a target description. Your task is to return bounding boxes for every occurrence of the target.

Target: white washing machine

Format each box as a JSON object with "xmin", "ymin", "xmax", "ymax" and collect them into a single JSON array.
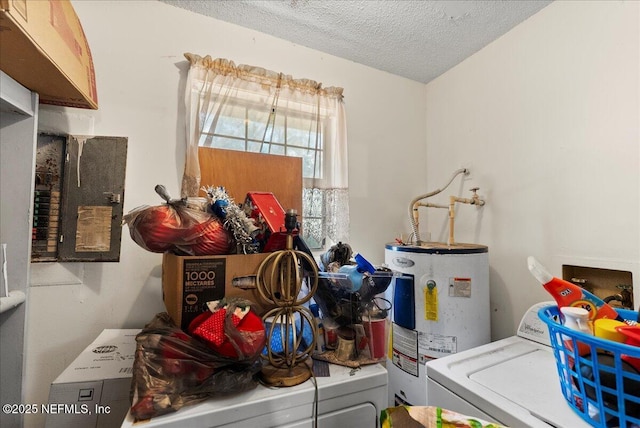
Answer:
[
  {"xmin": 121, "ymin": 363, "xmax": 387, "ymax": 428},
  {"xmin": 426, "ymin": 302, "xmax": 591, "ymax": 427}
]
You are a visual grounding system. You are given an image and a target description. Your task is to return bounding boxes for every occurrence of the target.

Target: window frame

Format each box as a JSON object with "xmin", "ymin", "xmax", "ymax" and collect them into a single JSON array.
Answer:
[{"xmin": 196, "ymin": 97, "xmax": 332, "ymax": 250}]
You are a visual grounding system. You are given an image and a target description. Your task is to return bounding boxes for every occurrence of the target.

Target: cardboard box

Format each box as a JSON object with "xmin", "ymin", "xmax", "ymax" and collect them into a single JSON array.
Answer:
[
  {"xmin": 162, "ymin": 252, "xmax": 274, "ymax": 330},
  {"xmin": 0, "ymin": 0, "xmax": 98, "ymax": 109},
  {"xmin": 45, "ymin": 329, "xmax": 139, "ymax": 428}
]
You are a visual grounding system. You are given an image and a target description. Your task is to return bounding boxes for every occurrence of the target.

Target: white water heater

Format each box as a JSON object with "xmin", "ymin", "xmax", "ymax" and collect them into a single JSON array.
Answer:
[{"xmin": 384, "ymin": 242, "xmax": 490, "ymax": 407}]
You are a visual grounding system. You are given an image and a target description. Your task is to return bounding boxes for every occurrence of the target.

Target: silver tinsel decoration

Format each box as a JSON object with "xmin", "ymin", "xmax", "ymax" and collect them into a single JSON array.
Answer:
[{"xmin": 202, "ymin": 186, "xmax": 260, "ymax": 254}]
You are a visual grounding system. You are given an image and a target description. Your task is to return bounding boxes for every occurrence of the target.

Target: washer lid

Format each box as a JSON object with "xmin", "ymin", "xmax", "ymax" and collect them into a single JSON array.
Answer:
[{"xmin": 426, "ymin": 336, "xmax": 590, "ymax": 427}]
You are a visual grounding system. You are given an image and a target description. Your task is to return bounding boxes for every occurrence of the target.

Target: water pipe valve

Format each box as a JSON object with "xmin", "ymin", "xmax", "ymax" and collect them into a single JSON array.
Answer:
[
  {"xmin": 469, "ymin": 187, "xmax": 485, "ymax": 205},
  {"xmin": 447, "ymin": 187, "xmax": 486, "ymax": 245}
]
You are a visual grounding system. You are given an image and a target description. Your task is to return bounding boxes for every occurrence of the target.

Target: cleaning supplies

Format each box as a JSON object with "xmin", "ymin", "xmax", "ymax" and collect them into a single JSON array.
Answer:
[
  {"xmin": 560, "ymin": 306, "xmax": 593, "ymax": 336},
  {"xmin": 594, "ymin": 318, "xmax": 627, "ymax": 343},
  {"xmin": 616, "ymin": 325, "xmax": 640, "ymax": 372},
  {"xmin": 527, "ymin": 256, "xmax": 624, "ymax": 322}
]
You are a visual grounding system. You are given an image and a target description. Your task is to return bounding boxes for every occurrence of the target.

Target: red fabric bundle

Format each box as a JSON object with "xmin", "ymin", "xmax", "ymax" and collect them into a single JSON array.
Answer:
[{"xmin": 188, "ymin": 301, "xmax": 266, "ymax": 359}]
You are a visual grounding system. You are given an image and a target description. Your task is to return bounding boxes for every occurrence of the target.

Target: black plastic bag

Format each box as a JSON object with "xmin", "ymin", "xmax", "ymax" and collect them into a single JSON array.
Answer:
[{"xmin": 129, "ymin": 309, "xmax": 263, "ymax": 421}]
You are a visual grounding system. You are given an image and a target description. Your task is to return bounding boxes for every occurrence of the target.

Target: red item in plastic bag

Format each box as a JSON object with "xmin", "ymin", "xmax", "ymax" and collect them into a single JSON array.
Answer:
[
  {"xmin": 130, "ymin": 301, "xmax": 264, "ymax": 422},
  {"xmin": 188, "ymin": 302, "xmax": 266, "ymax": 359},
  {"xmin": 186, "ymin": 218, "xmax": 232, "ymax": 256},
  {"xmin": 123, "ymin": 185, "xmax": 232, "ymax": 255},
  {"xmin": 126, "ymin": 204, "xmax": 180, "ymax": 252},
  {"xmin": 190, "ymin": 308, "xmax": 240, "ymax": 347}
]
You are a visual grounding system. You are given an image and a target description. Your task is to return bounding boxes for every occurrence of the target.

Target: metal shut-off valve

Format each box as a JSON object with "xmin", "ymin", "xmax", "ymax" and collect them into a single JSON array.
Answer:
[{"xmin": 448, "ymin": 188, "xmax": 486, "ymax": 245}]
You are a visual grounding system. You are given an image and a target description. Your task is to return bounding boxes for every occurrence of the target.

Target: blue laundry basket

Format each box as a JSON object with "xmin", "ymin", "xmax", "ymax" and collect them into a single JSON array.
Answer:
[{"xmin": 538, "ymin": 305, "xmax": 640, "ymax": 428}]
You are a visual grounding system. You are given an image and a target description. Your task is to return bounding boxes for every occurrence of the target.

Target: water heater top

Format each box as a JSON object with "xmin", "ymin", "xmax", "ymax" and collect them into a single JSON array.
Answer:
[{"xmin": 385, "ymin": 242, "xmax": 488, "ymax": 254}]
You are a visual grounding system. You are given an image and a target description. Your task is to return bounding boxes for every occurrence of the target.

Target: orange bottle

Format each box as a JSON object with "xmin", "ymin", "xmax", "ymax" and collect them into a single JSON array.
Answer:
[{"xmin": 527, "ymin": 257, "xmax": 624, "ymax": 322}]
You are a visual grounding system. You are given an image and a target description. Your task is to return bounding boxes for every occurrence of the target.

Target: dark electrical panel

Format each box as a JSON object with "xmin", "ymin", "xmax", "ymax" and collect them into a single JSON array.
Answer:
[
  {"xmin": 32, "ymin": 134, "xmax": 128, "ymax": 262},
  {"xmin": 32, "ymin": 134, "xmax": 66, "ymax": 260}
]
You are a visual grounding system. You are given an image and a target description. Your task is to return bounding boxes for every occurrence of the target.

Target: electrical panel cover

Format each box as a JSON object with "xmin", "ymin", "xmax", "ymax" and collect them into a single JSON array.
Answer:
[{"xmin": 32, "ymin": 134, "xmax": 127, "ymax": 262}]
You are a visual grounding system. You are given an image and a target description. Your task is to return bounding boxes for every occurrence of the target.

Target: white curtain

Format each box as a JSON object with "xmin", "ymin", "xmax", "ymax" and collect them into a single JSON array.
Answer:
[{"xmin": 182, "ymin": 53, "xmax": 349, "ymax": 247}]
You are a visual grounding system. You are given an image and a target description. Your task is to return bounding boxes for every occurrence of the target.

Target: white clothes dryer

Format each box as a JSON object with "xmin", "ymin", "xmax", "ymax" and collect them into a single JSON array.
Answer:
[{"xmin": 121, "ymin": 363, "xmax": 387, "ymax": 428}]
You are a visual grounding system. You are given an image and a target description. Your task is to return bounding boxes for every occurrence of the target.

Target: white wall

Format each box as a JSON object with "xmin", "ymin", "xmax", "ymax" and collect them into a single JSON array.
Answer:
[
  {"xmin": 24, "ymin": 1, "xmax": 427, "ymax": 426},
  {"xmin": 424, "ymin": 0, "xmax": 639, "ymax": 339}
]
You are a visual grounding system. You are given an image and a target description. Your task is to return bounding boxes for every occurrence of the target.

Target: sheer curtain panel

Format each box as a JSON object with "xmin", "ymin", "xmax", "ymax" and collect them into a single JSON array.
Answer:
[{"xmin": 182, "ymin": 53, "xmax": 349, "ymax": 248}]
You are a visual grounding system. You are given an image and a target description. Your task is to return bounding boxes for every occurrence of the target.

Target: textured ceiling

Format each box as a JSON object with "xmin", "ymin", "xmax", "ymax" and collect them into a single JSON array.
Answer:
[{"xmin": 160, "ymin": 0, "xmax": 553, "ymax": 84}]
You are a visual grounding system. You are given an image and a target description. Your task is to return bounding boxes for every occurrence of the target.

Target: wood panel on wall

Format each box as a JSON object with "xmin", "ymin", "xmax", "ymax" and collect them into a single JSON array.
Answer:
[{"xmin": 198, "ymin": 147, "xmax": 302, "ymax": 215}]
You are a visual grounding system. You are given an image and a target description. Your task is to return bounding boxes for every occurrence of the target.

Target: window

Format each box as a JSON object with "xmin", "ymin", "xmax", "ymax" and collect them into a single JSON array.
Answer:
[
  {"xmin": 182, "ymin": 54, "xmax": 349, "ymax": 251},
  {"xmin": 199, "ymin": 102, "xmax": 328, "ymax": 248},
  {"xmin": 198, "ymin": 104, "xmax": 324, "ymax": 181}
]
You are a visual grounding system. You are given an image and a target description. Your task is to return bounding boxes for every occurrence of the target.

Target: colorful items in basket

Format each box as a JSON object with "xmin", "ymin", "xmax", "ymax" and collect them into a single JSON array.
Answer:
[
  {"xmin": 615, "ymin": 324, "xmax": 640, "ymax": 373},
  {"xmin": 559, "ymin": 309, "xmax": 640, "ymax": 362},
  {"xmin": 561, "ymin": 306, "xmax": 640, "ymax": 421},
  {"xmin": 528, "ymin": 256, "xmax": 625, "ymax": 323},
  {"xmin": 559, "ymin": 306, "xmax": 593, "ymax": 359},
  {"xmin": 576, "ymin": 351, "xmax": 640, "ymax": 422},
  {"xmin": 594, "ymin": 318, "xmax": 627, "ymax": 342},
  {"xmin": 539, "ymin": 305, "xmax": 640, "ymax": 428}
]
